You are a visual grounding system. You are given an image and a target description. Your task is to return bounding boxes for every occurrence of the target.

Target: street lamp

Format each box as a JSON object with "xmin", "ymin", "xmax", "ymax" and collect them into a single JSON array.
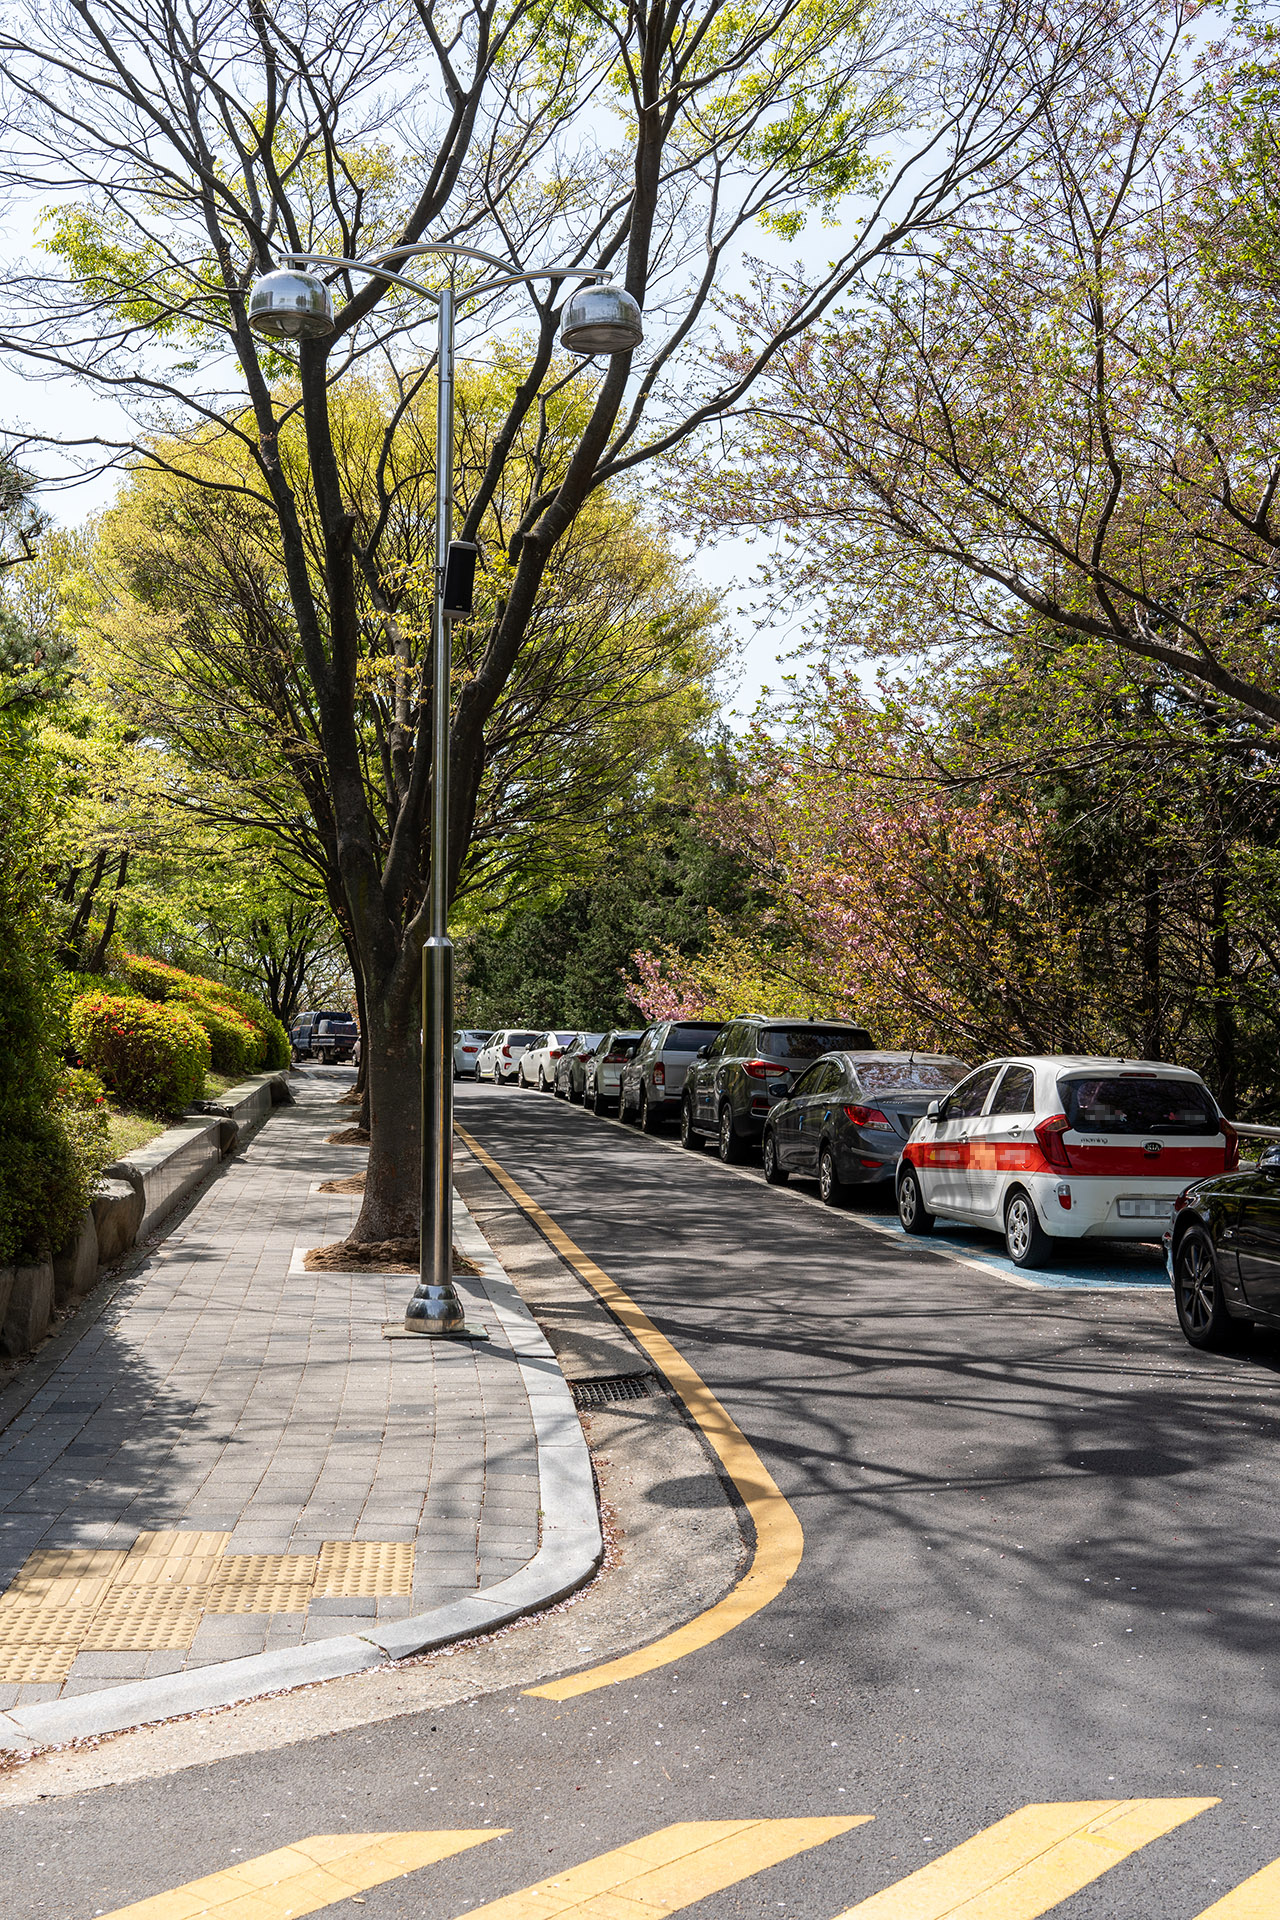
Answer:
[{"xmin": 247, "ymin": 242, "xmax": 643, "ymax": 1333}]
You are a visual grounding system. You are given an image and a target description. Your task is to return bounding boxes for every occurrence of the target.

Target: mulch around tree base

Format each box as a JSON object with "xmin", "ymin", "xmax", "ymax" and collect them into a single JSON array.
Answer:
[
  {"xmin": 303, "ymin": 1238, "xmax": 482, "ymax": 1276},
  {"xmin": 324, "ymin": 1125, "xmax": 370, "ymax": 1144},
  {"xmin": 318, "ymin": 1175, "xmax": 365, "ymax": 1194}
]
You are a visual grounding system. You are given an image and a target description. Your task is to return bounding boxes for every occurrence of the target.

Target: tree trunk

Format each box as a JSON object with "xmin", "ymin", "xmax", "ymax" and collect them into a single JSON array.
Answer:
[
  {"xmin": 1141, "ymin": 861, "xmax": 1162, "ymax": 1060},
  {"xmin": 1210, "ymin": 852, "xmax": 1236, "ymax": 1119},
  {"xmin": 349, "ymin": 984, "xmax": 421, "ymax": 1241}
]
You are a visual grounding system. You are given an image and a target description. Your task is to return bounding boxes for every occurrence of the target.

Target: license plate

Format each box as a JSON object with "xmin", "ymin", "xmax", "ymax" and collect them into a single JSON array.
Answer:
[{"xmin": 1117, "ymin": 1198, "xmax": 1172, "ymax": 1219}]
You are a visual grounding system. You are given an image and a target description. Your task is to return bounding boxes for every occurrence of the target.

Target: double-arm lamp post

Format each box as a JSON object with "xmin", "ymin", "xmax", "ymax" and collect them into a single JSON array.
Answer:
[{"xmin": 247, "ymin": 244, "xmax": 643, "ymax": 1331}]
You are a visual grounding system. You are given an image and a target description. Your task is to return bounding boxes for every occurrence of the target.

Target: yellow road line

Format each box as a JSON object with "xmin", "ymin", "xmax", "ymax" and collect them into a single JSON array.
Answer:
[
  {"xmin": 455, "ymin": 1123, "xmax": 804, "ymax": 1700},
  {"xmin": 98, "ymin": 1829, "xmax": 502, "ymax": 1920},
  {"xmin": 1192, "ymin": 1857, "xmax": 1280, "ymax": 1917},
  {"xmin": 448, "ymin": 1817, "xmax": 866, "ymax": 1920},
  {"xmin": 832, "ymin": 1798, "xmax": 1217, "ymax": 1918}
]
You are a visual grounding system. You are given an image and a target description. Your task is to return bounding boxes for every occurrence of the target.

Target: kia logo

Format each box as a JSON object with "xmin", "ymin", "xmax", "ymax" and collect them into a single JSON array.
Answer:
[{"xmin": 1143, "ymin": 1140, "xmax": 1162, "ymax": 1157}]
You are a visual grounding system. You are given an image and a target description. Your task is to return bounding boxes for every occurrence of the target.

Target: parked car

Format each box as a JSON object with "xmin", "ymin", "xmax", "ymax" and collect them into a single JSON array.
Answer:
[
  {"xmin": 584, "ymin": 1031, "xmax": 643, "ymax": 1113},
  {"xmin": 289, "ymin": 1010, "xmax": 350, "ymax": 1061},
  {"xmin": 681, "ymin": 1017, "xmax": 874, "ymax": 1162},
  {"xmin": 619, "ymin": 1019, "xmax": 725, "ymax": 1132},
  {"xmin": 762, "ymin": 1051, "xmax": 970, "ymax": 1204},
  {"xmin": 896, "ymin": 1054, "xmax": 1236, "ymax": 1269},
  {"xmin": 453, "ymin": 1029, "xmax": 493, "ymax": 1079},
  {"xmin": 312, "ymin": 1015, "xmax": 359, "ymax": 1064},
  {"xmin": 555, "ymin": 1032, "xmax": 605, "ymax": 1102},
  {"xmin": 477, "ymin": 1030, "xmax": 538, "ymax": 1083},
  {"xmin": 519, "ymin": 1031, "xmax": 577, "ymax": 1091},
  {"xmin": 1165, "ymin": 1141, "xmax": 1280, "ymax": 1349}
]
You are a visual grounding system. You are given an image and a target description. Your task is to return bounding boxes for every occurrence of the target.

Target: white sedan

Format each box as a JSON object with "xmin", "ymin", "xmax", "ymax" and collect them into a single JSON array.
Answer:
[
  {"xmin": 477, "ymin": 1029, "xmax": 538, "ymax": 1084},
  {"xmin": 518, "ymin": 1031, "xmax": 577, "ymax": 1091},
  {"xmin": 896, "ymin": 1054, "xmax": 1235, "ymax": 1268}
]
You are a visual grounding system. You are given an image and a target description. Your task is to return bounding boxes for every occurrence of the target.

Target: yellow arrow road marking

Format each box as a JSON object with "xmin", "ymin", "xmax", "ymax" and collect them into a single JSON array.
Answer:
[
  {"xmin": 832, "ymin": 1799, "xmax": 1217, "ymax": 1918},
  {"xmin": 454, "ymin": 1123, "xmax": 805, "ymax": 1701},
  {"xmin": 95, "ymin": 1829, "xmax": 502, "ymax": 1920},
  {"xmin": 448, "ymin": 1818, "xmax": 866, "ymax": 1920},
  {"xmin": 1192, "ymin": 1856, "xmax": 1280, "ymax": 1916}
]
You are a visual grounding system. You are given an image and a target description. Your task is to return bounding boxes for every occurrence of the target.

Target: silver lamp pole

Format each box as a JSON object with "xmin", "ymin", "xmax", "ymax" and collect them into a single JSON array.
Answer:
[{"xmin": 247, "ymin": 247, "xmax": 644, "ymax": 1333}]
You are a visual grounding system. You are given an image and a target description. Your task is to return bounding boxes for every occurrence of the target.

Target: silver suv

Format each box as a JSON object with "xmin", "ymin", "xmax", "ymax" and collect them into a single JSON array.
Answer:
[{"xmin": 619, "ymin": 1019, "xmax": 725, "ymax": 1132}]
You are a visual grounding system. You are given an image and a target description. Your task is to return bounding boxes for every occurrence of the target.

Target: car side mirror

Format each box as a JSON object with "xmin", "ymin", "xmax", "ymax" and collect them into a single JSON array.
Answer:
[
  {"xmin": 695, "ymin": 1043, "xmax": 710, "ymax": 1059},
  {"xmin": 926, "ymin": 1100, "xmax": 941, "ymax": 1120}
]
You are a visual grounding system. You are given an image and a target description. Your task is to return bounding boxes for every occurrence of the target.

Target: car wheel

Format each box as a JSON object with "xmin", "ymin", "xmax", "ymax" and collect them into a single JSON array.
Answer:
[
  {"xmin": 570, "ymin": 1078, "xmax": 583, "ymax": 1105},
  {"xmin": 1004, "ymin": 1188, "xmax": 1054, "ymax": 1268},
  {"xmin": 617, "ymin": 1084, "xmax": 634, "ymax": 1124},
  {"xmin": 818, "ymin": 1145, "xmax": 847, "ymax": 1207},
  {"xmin": 897, "ymin": 1165, "xmax": 934, "ymax": 1235},
  {"xmin": 680, "ymin": 1097, "xmax": 702, "ymax": 1150},
  {"xmin": 718, "ymin": 1102, "xmax": 745, "ymax": 1164},
  {"xmin": 640, "ymin": 1089, "xmax": 661, "ymax": 1134},
  {"xmin": 537, "ymin": 1068, "xmax": 547, "ymax": 1092},
  {"xmin": 762, "ymin": 1130, "xmax": 789, "ymax": 1185},
  {"xmin": 1174, "ymin": 1225, "xmax": 1244, "ymax": 1351}
]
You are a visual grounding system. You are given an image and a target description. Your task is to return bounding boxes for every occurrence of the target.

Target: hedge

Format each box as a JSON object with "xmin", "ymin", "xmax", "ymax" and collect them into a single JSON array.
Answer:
[
  {"xmin": 116, "ymin": 951, "xmax": 290, "ymax": 1073},
  {"xmin": 184, "ymin": 1000, "xmax": 264, "ymax": 1076},
  {"xmin": 71, "ymin": 991, "xmax": 211, "ymax": 1116}
]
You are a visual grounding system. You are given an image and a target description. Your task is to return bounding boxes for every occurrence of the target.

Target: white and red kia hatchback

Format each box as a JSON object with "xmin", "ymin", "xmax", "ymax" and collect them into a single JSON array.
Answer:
[{"xmin": 896, "ymin": 1055, "xmax": 1237, "ymax": 1268}]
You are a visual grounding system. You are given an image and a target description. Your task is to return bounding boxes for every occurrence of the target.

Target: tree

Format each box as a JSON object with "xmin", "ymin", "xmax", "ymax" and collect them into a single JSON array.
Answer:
[
  {"xmin": 0, "ymin": 0, "xmax": 1115, "ymax": 1242},
  {"xmin": 690, "ymin": 9, "xmax": 1280, "ymax": 731}
]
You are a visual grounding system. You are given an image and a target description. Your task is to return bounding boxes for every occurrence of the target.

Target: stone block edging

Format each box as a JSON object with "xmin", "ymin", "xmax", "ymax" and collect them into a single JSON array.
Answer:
[
  {"xmin": 0, "ymin": 1193, "xmax": 602, "ymax": 1753},
  {"xmin": 126, "ymin": 1071, "xmax": 281, "ymax": 1241}
]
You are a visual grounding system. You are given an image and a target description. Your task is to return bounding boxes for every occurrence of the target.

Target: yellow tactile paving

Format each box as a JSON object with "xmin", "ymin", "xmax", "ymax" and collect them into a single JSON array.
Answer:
[
  {"xmin": 830, "ymin": 1798, "xmax": 1217, "ymax": 1918},
  {"xmin": 314, "ymin": 1539, "xmax": 414, "ymax": 1596},
  {"xmin": 78, "ymin": 1590, "xmax": 206, "ymax": 1652},
  {"xmin": 202, "ymin": 1555, "xmax": 319, "ymax": 1614},
  {"xmin": 96, "ymin": 1829, "xmax": 503, "ymax": 1920},
  {"xmin": 0, "ymin": 1532, "xmax": 415, "ymax": 1682},
  {"xmin": 449, "ymin": 1819, "xmax": 865, "ymax": 1920}
]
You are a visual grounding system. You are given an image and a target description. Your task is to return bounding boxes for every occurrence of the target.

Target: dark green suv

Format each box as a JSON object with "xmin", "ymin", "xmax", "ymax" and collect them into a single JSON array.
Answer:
[{"xmin": 680, "ymin": 1017, "xmax": 874, "ymax": 1162}]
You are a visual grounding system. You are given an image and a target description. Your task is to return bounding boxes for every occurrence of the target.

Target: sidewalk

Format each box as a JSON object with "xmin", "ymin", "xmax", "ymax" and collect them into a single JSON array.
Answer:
[{"xmin": 0, "ymin": 1076, "xmax": 596, "ymax": 1740}]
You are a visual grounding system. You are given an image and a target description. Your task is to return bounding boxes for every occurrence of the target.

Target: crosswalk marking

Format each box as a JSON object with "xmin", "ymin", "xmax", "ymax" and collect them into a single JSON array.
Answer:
[
  {"xmin": 96, "ymin": 1829, "xmax": 502, "ymax": 1920},
  {"xmin": 447, "ymin": 1818, "xmax": 866, "ymax": 1920},
  {"xmin": 1192, "ymin": 1857, "xmax": 1280, "ymax": 1916},
  {"xmin": 831, "ymin": 1798, "xmax": 1217, "ymax": 1918}
]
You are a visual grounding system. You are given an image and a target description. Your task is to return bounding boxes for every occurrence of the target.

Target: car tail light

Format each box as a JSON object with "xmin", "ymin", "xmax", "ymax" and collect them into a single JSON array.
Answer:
[
  {"xmin": 843, "ymin": 1103, "xmax": 890, "ymax": 1129},
  {"xmin": 502, "ymin": 1046, "xmax": 511, "ymax": 1058},
  {"xmin": 604, "ymin": 1050, "xmax": 629, "ymax": 1063},
  {"xmin": 1220, "ymin": 1118, "xmax": 1240, "ymax": 1170},
  {"xmin": 653, "ymin": 1063, "xmax": 665, "ymax": 1086},
  {"xmin": 1173, "ymin": 1188, "xmax": 1192, "ymax": 1213},
  {"xmin": 1035, "ymin": 1112, "xmax": 1072, "ymax": 1172},
  {"xmin": 462, "ymin": 1045, "xmax": 478, "ymax": 1053},
  {"xmin": 549, "ymin": 1049, "xmax": 563, "ymax": 1058},
  {"xmin": 743, "ymin": 1059, "xmax": 788, "ymax": 1079}
]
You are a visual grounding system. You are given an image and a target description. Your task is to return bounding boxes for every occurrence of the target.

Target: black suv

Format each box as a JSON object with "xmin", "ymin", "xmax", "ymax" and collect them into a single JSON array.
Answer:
[{"xmin": 681, "ymin": 1017, "xmax": 874, "ymax": 1162}]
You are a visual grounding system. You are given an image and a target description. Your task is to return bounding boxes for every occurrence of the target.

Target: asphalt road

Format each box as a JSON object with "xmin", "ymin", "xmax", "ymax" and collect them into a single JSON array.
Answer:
[{"xmin": 10, "ymin": 1078, "xmax": 1280, "ymax": 1919}]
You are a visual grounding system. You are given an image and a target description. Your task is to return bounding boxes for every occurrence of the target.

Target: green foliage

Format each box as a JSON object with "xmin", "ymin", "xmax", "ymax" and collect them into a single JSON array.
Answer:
[
  {"xmin": 113, "ymin": 948, "xmax": 286, "ymax": 1072},
  {"xmin": 0, "ymin": 724, "xmax": 112, "ymax": 1262},
  {"xmin": 70, "ymin": 990, "xmax": 211, "ymax": 1115},
  {"xmin": 179, "ymin": 999, "xmax": 263, "ymax": 1075},
  {"xmin": 458, "ymin": 793, "xmax": 760, "ymax": 1029}
]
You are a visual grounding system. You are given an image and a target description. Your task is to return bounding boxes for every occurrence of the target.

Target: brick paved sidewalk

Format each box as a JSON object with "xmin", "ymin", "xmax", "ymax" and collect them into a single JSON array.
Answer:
[{"xmin": 0, "ymin": 1075, "xmax": 541, "ymax": 1709}]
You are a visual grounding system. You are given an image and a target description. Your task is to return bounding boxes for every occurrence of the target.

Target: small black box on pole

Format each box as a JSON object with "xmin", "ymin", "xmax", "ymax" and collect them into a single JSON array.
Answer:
[{"xmin": 442, "ymin": 541, "xmax": 479, "ymax": 619}]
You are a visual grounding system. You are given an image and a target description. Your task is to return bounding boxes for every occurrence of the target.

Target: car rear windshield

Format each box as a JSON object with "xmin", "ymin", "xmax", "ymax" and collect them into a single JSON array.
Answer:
[
  {"xmin": 760, "ymin": 1026, "xmax": 874, "ymax": 1061},
  {"xmin": 464, "ymin": 1030, "xmax": 493, "ymax": 1041},
  {"xmin": 551, "ymin": 1031, "xmax": 575, "ymax": 1045},
  {"xmin": 855, "ymin": 1058, "xmax": 969, "ymax": 1093},
  {"xmin": 669, "ymin": 1023, "xmax": 723, "ymax": 1049},
  {"xmin": 1060, "ymin": 1075, "xmax": 1218, "ymax": 1136},
  {"xmin": 508, "ymin": 1032, "xmax": 537, "ymax": 1044}
]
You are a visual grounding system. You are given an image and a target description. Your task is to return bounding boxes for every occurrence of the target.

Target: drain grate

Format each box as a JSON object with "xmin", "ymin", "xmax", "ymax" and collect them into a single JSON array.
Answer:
[{"xmin": 571, "ymin": 1373, "xmax": 660, "ymax": 1409}]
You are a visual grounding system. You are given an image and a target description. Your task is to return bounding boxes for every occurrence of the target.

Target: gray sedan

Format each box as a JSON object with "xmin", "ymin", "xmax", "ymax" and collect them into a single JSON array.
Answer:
[
  {"xmin": 554, "ymin": 1032, "xmax": 605, "ymax": 1102},
  {"xmin": 762, "ymin": 1050, "xmax": 970, "ymax": 1205},
  {"xmin": 584, "ymin": 1031, "xmax": 642, "ymax": 1114}
]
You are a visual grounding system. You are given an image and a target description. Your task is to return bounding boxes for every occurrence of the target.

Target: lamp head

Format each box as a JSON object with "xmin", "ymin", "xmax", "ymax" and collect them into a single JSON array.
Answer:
[
  {"xmin": 247, "ymin": 266, "xmax": 335, "ymax": 341},
  {"xmin": 559, "ymin": 283, "xmax": 643, "ymax": 356}
]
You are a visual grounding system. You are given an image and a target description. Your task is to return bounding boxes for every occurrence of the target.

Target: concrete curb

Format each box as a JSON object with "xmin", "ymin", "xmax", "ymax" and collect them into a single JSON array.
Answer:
[{"xmin": 0, "ymin": 1195, "xmax": 601, "ymax": 1755}]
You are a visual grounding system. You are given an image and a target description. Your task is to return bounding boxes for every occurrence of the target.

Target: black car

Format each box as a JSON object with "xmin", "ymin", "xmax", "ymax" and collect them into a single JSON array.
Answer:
[
  {"xmin": 761, "ymin": 1050, "xmax": 970, "ymax": 1205},
  {"xmin": 681, "ymin": 1016, "xmax": 874, "ymax": 1162},
  {"xmin": 1167, "ymin": 1143, "xmax": 1280, "ymax": 1349}
]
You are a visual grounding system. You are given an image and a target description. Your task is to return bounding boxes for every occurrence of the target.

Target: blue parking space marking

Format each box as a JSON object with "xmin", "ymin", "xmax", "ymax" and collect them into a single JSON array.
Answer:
[{"xmin": 844, "ymin": 1199, "xmax": 1171, "ymax": 1292}]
